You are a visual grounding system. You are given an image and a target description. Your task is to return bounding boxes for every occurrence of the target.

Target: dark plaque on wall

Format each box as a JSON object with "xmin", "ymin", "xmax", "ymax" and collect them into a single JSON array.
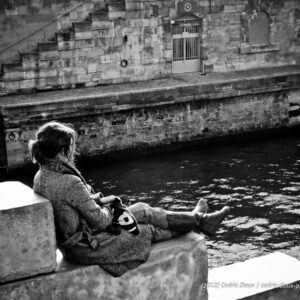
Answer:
[{"xmin": 248, "ymin": 11, "xmax": 269, "ymax": 46}]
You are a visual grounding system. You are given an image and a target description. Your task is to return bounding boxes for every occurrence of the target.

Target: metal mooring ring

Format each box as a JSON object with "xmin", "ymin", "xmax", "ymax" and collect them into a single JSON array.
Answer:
[{"xmin": 120, "ymin": 59, "xmax": 128, "ymax": 68}]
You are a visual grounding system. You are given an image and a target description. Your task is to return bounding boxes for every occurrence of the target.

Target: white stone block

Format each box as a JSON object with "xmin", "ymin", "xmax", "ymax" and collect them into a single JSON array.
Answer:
[
  {"xmin": 208, "ymin": 252, "xmax": 300, "ymax": 300},
  {"xmin": 0, "ymin": 182, "xmax": 56, "ymax": 283}
]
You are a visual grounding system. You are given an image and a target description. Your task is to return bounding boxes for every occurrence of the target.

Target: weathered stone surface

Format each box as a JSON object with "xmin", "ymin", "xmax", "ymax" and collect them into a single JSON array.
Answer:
[
  {"xmin": 0, "ymin": 181, "xmax": 56, "ymax": 283},
  {"xmin": 0, "ymin": 232, "xmax": 208, "ymax": 300},
  {"xmin": 208, "ymin": 252, "xmax": 300, "ymax": 300},
  {"xmin": 1, "ymin": 0, "xmax": 300, "ymax": 94},
  {"xmin": 0, "ymin": 66, "xmax": 299, "ymax": 169}
]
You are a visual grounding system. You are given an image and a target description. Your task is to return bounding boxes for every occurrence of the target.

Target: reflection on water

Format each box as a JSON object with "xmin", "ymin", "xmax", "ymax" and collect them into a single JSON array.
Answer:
[{"xmin": 83, "ymin": 136, "xmax": 300, "ymax": 268}]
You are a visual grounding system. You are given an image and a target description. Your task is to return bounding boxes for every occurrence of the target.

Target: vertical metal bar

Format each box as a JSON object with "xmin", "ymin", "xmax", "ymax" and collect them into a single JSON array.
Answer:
[
  {"xmin": 0, "ymin": 114, "xmax": 8, "ymax": 170},
  {"xmin": 183, "ymin": 38, "xmax": 185, "ymax": 62},
  {"xmin": 173, "ymin": 39, "xmax": 175, "ymax": 60},
  {"xmin": 192, "ymin": 38, "xmax": 194, "ymax": 59},
  {"xmin": 173, "ymin": 39, "xmax": 176, "ymax": 60},
  {"xmin": 186, "ymin": 38, "xmax": 188, "ymax": 60},
  {"xmin": 192, "ymin": 38, "xmax": 195, "ymax": 59}
]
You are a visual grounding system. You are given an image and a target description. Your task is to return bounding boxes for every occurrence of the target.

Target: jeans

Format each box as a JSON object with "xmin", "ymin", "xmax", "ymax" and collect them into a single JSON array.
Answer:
[{"xmin": 128, "ymin": 202, "xmax": 186, "ymax": 242}]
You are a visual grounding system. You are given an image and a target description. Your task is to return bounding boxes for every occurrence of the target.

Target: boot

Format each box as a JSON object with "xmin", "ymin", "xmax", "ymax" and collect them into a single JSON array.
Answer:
[
  {"xmin": 165, "ymin": 199, "xmax": 209, "ymax": 233},
  {"xmin": 195, "ymin": 206, "xmax": 229, "ymax": 236},
  {"xmin": 193, "ymin": 199, "xmax": 209, "ymax": 214},
  {"xmin": 167, "ymin": 205, "xmax": 229, "ymax": 236},
  {"xmin": 167, "ymin": 211, "xmax": 197, "ymax": 233}
]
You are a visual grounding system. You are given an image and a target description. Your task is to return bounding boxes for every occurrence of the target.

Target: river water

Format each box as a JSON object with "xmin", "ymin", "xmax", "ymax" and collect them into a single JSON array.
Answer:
[
  {"xmin": 82, "ymin": 135, "xmax": 300, "ymax": 269},
  {"xmin": 12, "ymin": 135, "xmax": 300, "ymax": 269}
]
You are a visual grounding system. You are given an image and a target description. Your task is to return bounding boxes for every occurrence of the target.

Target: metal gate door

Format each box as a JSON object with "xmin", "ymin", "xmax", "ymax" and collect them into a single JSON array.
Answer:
[{"xmin": 172, "ymin": 18, "xmax": 201, "ymax": 74}]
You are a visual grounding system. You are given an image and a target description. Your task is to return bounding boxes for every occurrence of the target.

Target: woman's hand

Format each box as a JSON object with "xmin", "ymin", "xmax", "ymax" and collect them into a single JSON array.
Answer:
[
  {"xmin": 98, "ymin": 195, "xmax": 118, "ymax": 204},
  {"xmin": 90, "ymin": 192, "xmax": 102, "ymax": 201}
]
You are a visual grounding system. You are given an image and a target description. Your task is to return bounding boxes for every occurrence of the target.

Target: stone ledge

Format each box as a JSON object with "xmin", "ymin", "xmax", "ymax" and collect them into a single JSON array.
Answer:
[
  {"xmin": 0, "ymin": 232, "xmax": 208, "ymax": 300},
  {"xmin": 0, "ymin": 65, "xmax": 299, "ymax": 108},
  {"xmin": 238, "ymin": 43, "xmax": 280, "ymax": 54},
  {"xmin": 0, "ymin": 181, "xmax": 57, "ymax": 283},
  {"xmin": 1, "ymin": 67, "xmax": 300, "ymax": 120},
  {"xmin": 208, "ymin": 252, "xmax": 300, "ymax": 300}
]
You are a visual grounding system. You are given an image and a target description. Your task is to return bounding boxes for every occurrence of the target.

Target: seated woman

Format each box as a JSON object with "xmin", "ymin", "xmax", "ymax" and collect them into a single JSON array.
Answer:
[{"xmin": 29, "ymin": 121, "xmax": 229, "ymax": 277}]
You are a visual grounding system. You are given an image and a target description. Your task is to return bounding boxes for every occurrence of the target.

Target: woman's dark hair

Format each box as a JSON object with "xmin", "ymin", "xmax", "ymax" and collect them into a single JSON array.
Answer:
[{"xmin": 28, "ymin": 121, "xmax": 77, "ymax": 165}]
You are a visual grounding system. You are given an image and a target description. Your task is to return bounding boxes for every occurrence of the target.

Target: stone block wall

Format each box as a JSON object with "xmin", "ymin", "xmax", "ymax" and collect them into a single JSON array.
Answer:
[
  {"xmin": 202, "ymin": 0, "xmax": 300, "ymax": 72},
  {"xmin": 0, "ymin": 0, "xmax": 299, "ymax": 95},
  {"xmin": 0, "ymin": 0, "xmax": 170, "ymax": 94},
  {"xmin": 74, "ymin": 92, "xmax": 290, "ymax": 157},
  {"xmin": 1, "ymin": 69, "xmax": 299, "ymax": 169},
  {"xmin": 0, "ymin": 0, "xmax": 98, "ymax": 63},
  {"xmin": 0, "ymin": 232, "xmax": 208, "ymax": 300},
  {"xmin": 0, "ymin": 181, "xmax": 56, "ymax": 283}
]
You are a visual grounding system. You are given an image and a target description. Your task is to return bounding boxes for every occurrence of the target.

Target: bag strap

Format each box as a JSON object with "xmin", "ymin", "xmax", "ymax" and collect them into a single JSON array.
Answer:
[{"xmin": 59, "ymin": 232, "xmax": 83, "ymax": 248}]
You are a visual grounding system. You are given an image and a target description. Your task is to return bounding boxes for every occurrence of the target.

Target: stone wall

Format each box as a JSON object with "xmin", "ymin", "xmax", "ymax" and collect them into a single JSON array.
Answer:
[
  {"xmin": 203, "ymin": 0, "xmax": 300, "ymax": 72},
  {"xmin": 75, "ymin": 92, "xmax": 289, "ymax": 156},
  {"xmin": 0, "ymin": 0, "xmax": 299, "ymax": 94},
  {"xmin": 0, "ymin": 0, "xmax": 100, "ymax": 62},
  {"xmin": 0, "ymin": 181, "xmax": 56, "ymax": 283},
  {"xmin": 1, "ymin": 68, "xmax": 299, "ymax": 169},
  {"xmin": 1, "ymin": 233, "xmax": 208, "ymax": 300}
]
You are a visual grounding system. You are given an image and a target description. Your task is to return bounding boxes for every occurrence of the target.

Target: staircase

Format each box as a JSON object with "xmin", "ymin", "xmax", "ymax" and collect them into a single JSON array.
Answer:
[{"xmin": 0, "ymin": 0, "xmax": 153, "ymax": 95}]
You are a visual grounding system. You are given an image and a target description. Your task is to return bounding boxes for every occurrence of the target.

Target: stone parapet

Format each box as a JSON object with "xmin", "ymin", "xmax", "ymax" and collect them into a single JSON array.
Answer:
[
  {"xmin": 0, "ymin": 181, "xmax": 208, "ymax": 299},
  {"xmin": 0, "ymin": 181, "xmax": 57, "ymax": 283},
  {"xmin": 0, "ymin": 232, "xmax": 208, "ymax": 300}
]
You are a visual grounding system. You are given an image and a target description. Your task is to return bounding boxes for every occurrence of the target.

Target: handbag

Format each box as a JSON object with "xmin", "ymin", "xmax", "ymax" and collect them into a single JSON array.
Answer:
[{"xmin": 100, "ymin": 196, "xmax": 140, "ymax": 236}]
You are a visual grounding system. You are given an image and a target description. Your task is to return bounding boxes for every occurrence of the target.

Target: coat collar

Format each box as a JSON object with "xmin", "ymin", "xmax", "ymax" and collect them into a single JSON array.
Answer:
[{"xmin": 42, "ymin": 158, "xmax": 87, "ymax": 186}]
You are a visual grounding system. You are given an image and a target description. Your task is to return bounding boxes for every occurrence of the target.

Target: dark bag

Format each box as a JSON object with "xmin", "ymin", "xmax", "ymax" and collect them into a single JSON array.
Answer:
[{"xmin": 109, "ymin": 197, "xmax": 139, "ymax": 236}]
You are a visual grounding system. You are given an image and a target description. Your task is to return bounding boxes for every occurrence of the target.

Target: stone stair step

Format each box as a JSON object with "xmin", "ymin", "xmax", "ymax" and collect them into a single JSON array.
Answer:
[
  {"xmin": 38, "ymin": 42, "xmax": 58, "ymax": 52},
  {"xmin": 20, "ymin": 52, "xmax": 39, "ymax": 69},
  {"xmin": 55, "ymin": 31, "xmax": 75, "ymax": 42},
  {"xmin": 21, "ymin": 52, "xmax": 39, "ymax": 61},
  {"xmin": 0, "ymin": 89, "xmax": 9, "ymax": 96},
  {"xmin": 71, "ymin": 21, "xmax": 92, "ymax": 32},
  {"xmin": 1, "ymin": 71, "xmax": 25, "ymax": 82},
  {"xmin": 0, "ymin": 1, "xmax": 108, "ymax": 85},
  {"xmin": 2, "ymin": 62, "xmax": 23, "ymax": 73},
  {"xmin": 108, "ymin": 10, "xmax": 126, "ymax": 20},
  {"xmin": 90, "ymin": 11, "xmax": 109, "ymax": 21}
]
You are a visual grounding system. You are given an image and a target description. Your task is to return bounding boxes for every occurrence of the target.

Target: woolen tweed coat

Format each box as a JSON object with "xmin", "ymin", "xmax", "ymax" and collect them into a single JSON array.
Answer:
[{"xmin": 33, "ymin": 158, "xmax": 153, "ymax": 277}]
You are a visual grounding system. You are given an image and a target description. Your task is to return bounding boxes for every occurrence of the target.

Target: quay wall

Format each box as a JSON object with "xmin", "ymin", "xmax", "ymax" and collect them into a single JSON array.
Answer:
[{"xmin": 1, "ymin": 69, "xmax": 300, "ymax": 169}]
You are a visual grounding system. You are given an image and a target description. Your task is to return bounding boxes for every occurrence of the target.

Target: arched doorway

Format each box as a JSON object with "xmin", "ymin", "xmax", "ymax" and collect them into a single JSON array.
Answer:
[{"xmin": 172, "ymin": 16, "xmax": 202, "ymax": 74}]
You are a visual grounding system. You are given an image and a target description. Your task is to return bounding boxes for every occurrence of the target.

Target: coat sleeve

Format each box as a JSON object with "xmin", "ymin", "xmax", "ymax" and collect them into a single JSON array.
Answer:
[{"xmin": 65, "ymin": 175, "xmax": 113, "ymax": 231}]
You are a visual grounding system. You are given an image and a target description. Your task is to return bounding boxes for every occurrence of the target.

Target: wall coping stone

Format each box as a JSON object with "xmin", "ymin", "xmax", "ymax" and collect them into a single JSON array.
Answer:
[
  {"xmin": 1, "ymin": 232, "xmax": 208, "ymax": 300},
  {"xmin": 0, "ymin": 65, "xmax": 299, "ymax": 112},
  {"xmin": 0, "ymin": 181, "xmax": 57, "ymax": 283}
]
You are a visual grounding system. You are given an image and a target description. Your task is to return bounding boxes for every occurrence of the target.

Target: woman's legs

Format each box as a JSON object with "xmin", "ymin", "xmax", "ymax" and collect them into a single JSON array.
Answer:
[
  {"xmin": 127, "ymin": 203, "xmax": 176, "ymax": 242},
  {"xmin": 128, "ymin": 202, "xmax": 170, "ymax": 229},
  {"xmin": 128, "ymin": 201, "xmax": 229, "ymax": 239}
]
